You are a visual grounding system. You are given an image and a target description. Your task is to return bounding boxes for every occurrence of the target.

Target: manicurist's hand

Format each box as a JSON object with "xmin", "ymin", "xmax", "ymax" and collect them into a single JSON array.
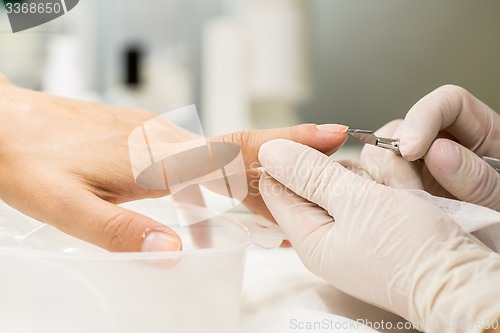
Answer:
[
  {"xmin": 360, "ymin": 85, "xmax": 500, "ymax": 210},
  {"xmin": 0, "ymin": 74, "xmax": 348, "ymax": 252},
  {"xmin": 259, "ymin": 139, "xmax": 500, "ymax": 333}
]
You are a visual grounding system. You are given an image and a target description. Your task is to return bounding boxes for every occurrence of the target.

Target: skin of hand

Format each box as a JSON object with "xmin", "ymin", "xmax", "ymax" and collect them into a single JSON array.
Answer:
[
  {"xmin": 259, "ymin": 139, "xmax": 500, "ymax": 333},
  {"xmin": 360, "ymin": 85, "xmax": 500, "ymax": 211},
  {"xmin": 0, "ymin": 74, "xmax": 347, "ymax": 252}
]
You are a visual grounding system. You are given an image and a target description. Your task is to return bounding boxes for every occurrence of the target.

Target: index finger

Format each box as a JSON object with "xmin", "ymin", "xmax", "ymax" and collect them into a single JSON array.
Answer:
[{"xmin": 400, "ymin": 85, "xmax": 499, "ymax": 161}]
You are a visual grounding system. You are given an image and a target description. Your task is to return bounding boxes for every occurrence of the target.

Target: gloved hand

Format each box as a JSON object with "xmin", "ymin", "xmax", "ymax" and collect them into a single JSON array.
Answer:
[
  {"xmin": 259, "ymin": 139, "xmax": 500, "ymax": 333},
  {"xmin": 0, "ymin": 74, "xmax": 347, "ymax": 252},
  {"xmin": 360, "ymin": 85, "xmax": 500, "ymax": 211}
]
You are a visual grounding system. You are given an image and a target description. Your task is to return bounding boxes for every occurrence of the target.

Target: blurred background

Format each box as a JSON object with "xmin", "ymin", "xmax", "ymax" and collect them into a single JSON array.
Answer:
[{"xmin": 1, "ymin": 0, "xmax": 499, "ymax": 148}]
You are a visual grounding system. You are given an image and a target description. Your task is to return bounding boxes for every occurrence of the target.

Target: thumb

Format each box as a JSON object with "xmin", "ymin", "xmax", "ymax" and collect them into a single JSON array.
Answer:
[
  {"xmin": 425, "ymin": 138, "xmax": 500, "ymax": 211},
  {"xmin": 258, "ymin": 139, "xmax": 381, "ymax": 221},
  {"xmin": 259, "ymin": 171, "xmax": 334, "ymax": 251},
  {"xmin": 49, "ymin": 190, "xmax": 182, "ymax": 252}
]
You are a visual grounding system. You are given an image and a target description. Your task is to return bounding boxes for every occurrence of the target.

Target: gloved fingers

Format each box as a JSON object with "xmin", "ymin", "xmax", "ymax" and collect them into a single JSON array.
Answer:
[
  {"xmin": 360, "ymin": 120, "xmax": 424, "ymax": 189},
  {"xmin": 259, "ymin": 171, "xmax": 334, "ymax": 253},
  {"xmin": 259, "ymin": 139, "xmax": 381, "ymax": 218},
  {"xmin": 425, "ymin": 138, "xmax": 500, "ymax": 211},
  {"xmin": 360, "ymin": 119, "xmax": 402, "ymax": 182},
  {"xmin": 336, "ymin": 159, "xmax": 373, "ymax": 180},
  {"xmin": 399, "ymin": 85, "xmax": 500, "ymax": 160},
  {"xmin": 420, "ymin": 165, "xmax": 454, "ymax": 199}
]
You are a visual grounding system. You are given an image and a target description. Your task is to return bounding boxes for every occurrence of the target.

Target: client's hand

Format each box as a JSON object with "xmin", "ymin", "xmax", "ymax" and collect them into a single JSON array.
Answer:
[{"xmin": 0, "ymin": 74, "xmax": 348, "ymax": 252}]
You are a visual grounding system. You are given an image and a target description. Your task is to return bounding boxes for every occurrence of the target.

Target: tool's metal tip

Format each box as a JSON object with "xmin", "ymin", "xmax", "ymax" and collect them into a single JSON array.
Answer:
[
  {"xmin": 347, "ymin": 128, "xmax": 373, "ymax": 134},
  {"xmin": 346, "ymin": 128, "xmax": 378, "ymax": 146}
]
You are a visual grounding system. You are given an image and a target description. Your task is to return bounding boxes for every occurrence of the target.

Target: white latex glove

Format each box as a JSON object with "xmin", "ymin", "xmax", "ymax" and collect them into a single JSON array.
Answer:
[
  {"xmin": 259, "ymin": 139, "xmax": 500, "ymax": 333},
  {"xmin": 361, "ymin": 85, "xmax": 500, "ymax": 211}
]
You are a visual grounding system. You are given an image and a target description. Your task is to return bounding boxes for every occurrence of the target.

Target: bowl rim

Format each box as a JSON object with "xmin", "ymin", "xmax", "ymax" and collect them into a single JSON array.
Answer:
[{"xmin": 0, "ymin": 217, "xmax": 252, "ymax": 260}]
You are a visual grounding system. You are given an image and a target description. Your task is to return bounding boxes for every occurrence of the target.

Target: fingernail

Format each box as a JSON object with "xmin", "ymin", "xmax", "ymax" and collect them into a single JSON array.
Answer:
[
  {"xmin": 399, "ymin": 124, "xmax": 424, "ymax": 161},
  {"xmin": 142, "ymin": 229, "xmax": 182, "ymax": 252},
  {"xmin": 432, "ymin": 139, "xmax": 462, "ymax": 173},
  {"xmin": 316, "ymin": 124, "xmax": 348, "ymax": 133}
]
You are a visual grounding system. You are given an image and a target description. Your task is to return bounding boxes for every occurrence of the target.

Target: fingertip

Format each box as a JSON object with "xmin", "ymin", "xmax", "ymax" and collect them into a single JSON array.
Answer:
[
  {"xmin": 399, "ymin": 125, "xmax": 428, "ymax": 161},
  {"xmin": 258, "ymin": 139, "xmax": 294, "ymax": 167},
  {"xmin": 102, "ymin": 209, "xmax": 183, "ymax": 252},
  {"xmin": 315, "ymin": 124, "xmax": 348, "ymax": 133},
  {"xmin": 292, "ymin": 123, "xmax": 348, "ymax": 154},
  {"xmin": 425, "ymin": 139, "xmax": 500, "ymax": 209},
  {"xmin": 142, "ymin": 226, "xmax": 182, "ymax": 252},
  {"xmin": 82, "ymin": 197, "xmax": 183, "ymax": 252}
]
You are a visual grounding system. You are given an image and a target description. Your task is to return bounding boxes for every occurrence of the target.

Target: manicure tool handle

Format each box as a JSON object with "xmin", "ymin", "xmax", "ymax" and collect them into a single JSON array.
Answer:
[
  {"xmin": 389, "ymin": 139, "xmax": 500, "ymax": 174},
  {"xmin": 376, "ymin": 137, "xmax": 400, "ymax": 153}
]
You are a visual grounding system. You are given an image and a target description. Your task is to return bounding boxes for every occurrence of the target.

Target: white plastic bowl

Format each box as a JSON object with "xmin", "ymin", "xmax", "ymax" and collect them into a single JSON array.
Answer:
[{"xmin": 0, "ymin": 202, "xmax": 251, "ymax": 333}]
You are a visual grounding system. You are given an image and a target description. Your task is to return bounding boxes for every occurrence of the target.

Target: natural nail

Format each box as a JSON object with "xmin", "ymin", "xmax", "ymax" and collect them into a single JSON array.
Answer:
[
  {"xmin": 433, "ymin": 139, "xmax": 462, "ymax": 173},
  {"xmin": 142, "ymin": 230, "xmax": 182, "ymax": 252},
  {"xmin": 316, "ymin": 124, "xmax": 348, "ymax": 133}
]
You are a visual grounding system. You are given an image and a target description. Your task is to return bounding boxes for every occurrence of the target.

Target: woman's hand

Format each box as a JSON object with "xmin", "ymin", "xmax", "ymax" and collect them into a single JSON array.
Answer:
[{"xmin": 0, "ymin": 76, "xmax": 348, "ymax": 252}]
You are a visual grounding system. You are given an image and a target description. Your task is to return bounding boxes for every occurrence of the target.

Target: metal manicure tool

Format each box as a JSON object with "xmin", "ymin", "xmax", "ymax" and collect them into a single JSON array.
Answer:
[{"xmin": 347, "ymin": 128, "xmax": 500, "ymax": 174}]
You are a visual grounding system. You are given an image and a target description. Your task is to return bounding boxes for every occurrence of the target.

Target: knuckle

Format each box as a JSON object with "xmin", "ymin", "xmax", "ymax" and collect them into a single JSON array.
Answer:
[
  {"xmin": 303, "ymin": 160, "xmax": 343, "ymax": 200},
  {"xmin": 435, "ymin": 84, "xmax": 465, "ymax": 95},
  {"xmin": 102, "ymin": 210, "xmax": 137, "ymax": 251},
  {"xmin": 224, "ymin": 130, "xmax": 250, "ymax": 151},
  {"xmin": 337, "ymin": 159, "xmax": 374, "ymax": 181},
  {"xmin": 434, "ymin": 84, "xmax": 470, "ymax": 105},
  {"xmin": 416, "ymin": 85, "xmax": 469, "ymax": 119},
  {"xmin": 288, "ymin": 124, "xmax": 307, "ymax": 142},
  {"xmin": 466, "ymin": 163, "xmax": 500, "ymax": 210}
]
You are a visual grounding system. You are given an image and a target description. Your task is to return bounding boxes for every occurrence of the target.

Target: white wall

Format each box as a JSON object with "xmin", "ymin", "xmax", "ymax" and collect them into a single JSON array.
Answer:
[{"xmin": 300, "ymin": 0, "xmax": 500, "ymax": 131}]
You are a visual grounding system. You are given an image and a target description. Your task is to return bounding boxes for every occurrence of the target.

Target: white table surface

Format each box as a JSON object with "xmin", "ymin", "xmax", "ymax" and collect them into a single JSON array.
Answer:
[{"xmin": 240, "ymin": 246, "xmax": 419, "ymax": 333}]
